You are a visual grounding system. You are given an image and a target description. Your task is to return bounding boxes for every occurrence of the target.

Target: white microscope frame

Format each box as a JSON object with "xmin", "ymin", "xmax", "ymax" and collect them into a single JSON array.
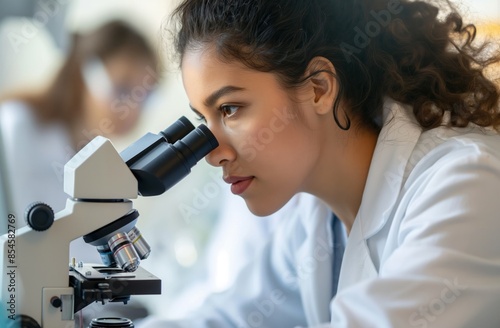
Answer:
[{"xmin": 1, "ymin": 136, "xmax": 139, "ymax": 328}]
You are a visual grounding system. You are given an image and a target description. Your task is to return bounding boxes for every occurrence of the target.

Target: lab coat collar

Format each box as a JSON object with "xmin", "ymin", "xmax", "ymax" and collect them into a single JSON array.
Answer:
[
  {"xmin": 358, "ymin": 98, "xmax": 422, "ymax": 238},
  {"xmin": 337, "ymin": 98, "xmax": 422, "ymax": 291}
]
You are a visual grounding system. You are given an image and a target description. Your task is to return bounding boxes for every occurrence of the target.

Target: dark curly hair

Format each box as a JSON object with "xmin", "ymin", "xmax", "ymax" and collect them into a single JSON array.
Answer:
[{"xmin": 172, "ymin": 0, "xmax": 500, "ymax": 132}]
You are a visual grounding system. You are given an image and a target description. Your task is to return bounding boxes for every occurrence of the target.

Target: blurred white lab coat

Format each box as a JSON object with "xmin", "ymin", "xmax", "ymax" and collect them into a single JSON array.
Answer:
[
  {"xmin": 136, "ymin": 98, "xmax": 500, "ymax": 327},
  {"xmin": 0, "ymin": 101, "xmax": 73, "ymax": 220},
  {"xmin": 0, "ymin": 101, "xmax": 101, "ymax": 262}
]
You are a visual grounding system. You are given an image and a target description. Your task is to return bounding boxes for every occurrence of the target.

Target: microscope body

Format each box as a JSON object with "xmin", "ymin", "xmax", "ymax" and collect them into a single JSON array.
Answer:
[
  {"xmin": 1, "ymin": 137, "xmax": 138, "ymax": 327},
  {"xmin": 0, "ymin": 117, "xmax": 218, "ymax": 327}
]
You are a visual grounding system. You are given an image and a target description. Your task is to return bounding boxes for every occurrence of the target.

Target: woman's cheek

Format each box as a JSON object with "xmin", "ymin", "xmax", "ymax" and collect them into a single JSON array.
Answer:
[
  {"xmin": 239, "ymin": 139, "xmax": 258, "ymax": 162},
  {"xmin": 231, "ymin": 124, "xmax": 261, "ymax": 162}
]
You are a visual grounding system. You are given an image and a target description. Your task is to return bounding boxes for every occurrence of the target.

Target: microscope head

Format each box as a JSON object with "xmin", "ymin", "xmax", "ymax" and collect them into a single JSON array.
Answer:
[{"xmin": 79, "ymin": 117, "xmax": 218, "ymax": 271}]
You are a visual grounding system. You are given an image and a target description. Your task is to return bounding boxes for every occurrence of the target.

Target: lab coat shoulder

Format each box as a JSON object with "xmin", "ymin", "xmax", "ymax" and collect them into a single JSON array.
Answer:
[
  {"xmin": 396, "ymin": 125, "xmax": 500, "ymax": 244},
  {"xmin": 395, "ymin": 129, "xmax": 500, "ymax": 327},
  {"xmin": 390, "ymin": 125, "xmax": 500, "ymax": 265},
  {"xmin": 332, "ymin": 117, "xmax": 500, "ymax": 327}
]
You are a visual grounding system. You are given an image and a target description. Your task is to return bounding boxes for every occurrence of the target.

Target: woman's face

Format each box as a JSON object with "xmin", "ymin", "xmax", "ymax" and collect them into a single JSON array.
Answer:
[
  {"xmin": 82, "ymin": 52, "xmax": 157, "ymax": 136},
  {"xmin": 181, "ymin": 48, "xmax": 325, "ymax": 216}
]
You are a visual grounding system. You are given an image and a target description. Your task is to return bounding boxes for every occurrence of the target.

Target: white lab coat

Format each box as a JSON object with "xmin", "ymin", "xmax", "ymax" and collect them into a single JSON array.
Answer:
[
  {"xmin": 0, "ymin": 101, "xmax": 103, "ymax": 263},
  {"xmin": 0, "ymin": 101, "xmax": 73, "ymax": 221},
  {"xmin": 140, "ymin": 98, "xmax": 500, "ymax": 327}
]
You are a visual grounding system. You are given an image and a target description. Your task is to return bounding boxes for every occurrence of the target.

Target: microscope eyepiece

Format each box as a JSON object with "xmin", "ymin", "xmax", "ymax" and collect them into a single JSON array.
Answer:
[
  {"xmin": 126, "ymin": 121, "xmax": 219, "ymax": 196},
  {"xmin": 172, "ymin": 124, "xmax": 219, "ymax": 167},
  {"xmin": 159, "ymin": 116, "xmax": 195, "ymax": 143},
  {"xmin": 120, "ymin": 116, "xmax": 196, "ymax": 167}
]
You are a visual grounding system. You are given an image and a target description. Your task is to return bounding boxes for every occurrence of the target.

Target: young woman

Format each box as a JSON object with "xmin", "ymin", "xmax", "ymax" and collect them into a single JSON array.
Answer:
[{"xmin": 139, "ymin": 0, "xmax": 500, "ymax": 327}]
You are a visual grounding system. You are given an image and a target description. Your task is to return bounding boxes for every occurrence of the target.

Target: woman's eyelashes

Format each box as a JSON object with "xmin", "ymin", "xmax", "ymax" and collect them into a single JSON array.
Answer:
[
  {"xmin": 193, "ymin": 103, "xmax": 242, "ymax": 124},
  {"xmin": 219, "ymin": 104, "xmax": 240, "ymax": 118},
  {"xmin": 195, "ymin": 114, "xmax": 206, "ymax": 122}
]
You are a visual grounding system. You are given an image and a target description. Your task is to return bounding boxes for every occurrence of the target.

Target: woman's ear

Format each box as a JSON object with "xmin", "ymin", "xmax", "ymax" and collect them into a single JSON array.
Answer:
[{"xmin": 305, "ymin": 56, "xmax": 338, "ymax": 116}]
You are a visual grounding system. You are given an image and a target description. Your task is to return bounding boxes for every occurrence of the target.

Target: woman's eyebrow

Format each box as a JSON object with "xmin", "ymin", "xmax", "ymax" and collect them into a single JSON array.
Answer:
[{"xmin": 204, "ymin": 85, "xmax": 245, "ymax": 108}]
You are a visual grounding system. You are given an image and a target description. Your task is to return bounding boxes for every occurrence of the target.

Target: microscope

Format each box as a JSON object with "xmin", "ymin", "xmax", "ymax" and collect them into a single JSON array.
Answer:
[{"xmin": 0, "ymin": 117, "xmax": 218, "ymax": 328}]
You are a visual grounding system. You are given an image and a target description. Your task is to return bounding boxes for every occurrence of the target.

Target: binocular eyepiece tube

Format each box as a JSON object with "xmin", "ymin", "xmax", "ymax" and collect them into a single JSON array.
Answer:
[{"xmin": 122, "ymin": 116, "xmax": 219, "ymax": 196}]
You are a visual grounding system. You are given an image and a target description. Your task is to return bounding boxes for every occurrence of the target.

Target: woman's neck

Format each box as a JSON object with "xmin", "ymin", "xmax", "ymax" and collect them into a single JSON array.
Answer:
[{"xmin": 306, "ymin": 124, "xmax": 379, "ymax": 234}]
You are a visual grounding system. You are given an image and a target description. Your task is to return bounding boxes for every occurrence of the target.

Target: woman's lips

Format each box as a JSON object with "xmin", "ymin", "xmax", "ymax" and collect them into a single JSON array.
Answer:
[{"xmin": 224, "ymin": 176, "xmax": 254, "ymax": 195}]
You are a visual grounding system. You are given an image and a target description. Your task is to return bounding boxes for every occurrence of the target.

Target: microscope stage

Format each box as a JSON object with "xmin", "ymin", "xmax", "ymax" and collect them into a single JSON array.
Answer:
[{"xmin": 69, "ymin": 263, "xmax": 161, "ymax": 312}]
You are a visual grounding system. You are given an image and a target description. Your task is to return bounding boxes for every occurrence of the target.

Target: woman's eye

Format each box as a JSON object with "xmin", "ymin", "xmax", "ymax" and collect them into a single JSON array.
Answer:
[{"xmin": 220, "ymin": 105, "xmax": 240, "ymax": 118}]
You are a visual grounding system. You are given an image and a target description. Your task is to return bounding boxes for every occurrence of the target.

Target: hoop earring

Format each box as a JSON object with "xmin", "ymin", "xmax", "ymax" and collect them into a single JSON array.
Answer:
[
  {"xmin": 333, "ymin": 106, "xmax": 351, "ymax": 131},
  {"xmin": 332, "ymin": 84, "xmax": 350, "ymax": 130}
]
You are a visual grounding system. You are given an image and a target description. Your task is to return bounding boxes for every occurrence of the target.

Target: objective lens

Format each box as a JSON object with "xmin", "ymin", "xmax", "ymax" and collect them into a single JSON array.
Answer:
[
  {"xmin": 127, "ymin": 227, "xmax": 151, "ymax": 260},
  {"xmin": 96, "ymin": 244, "xmax": 116, "ymax": 267},
  {"xmin": 107, "ymin": 232, "xmax": 140, "ymax": 272},
  {"xmin": 89, "ymin": 317, "xmax": 134, "ymax": 327}
]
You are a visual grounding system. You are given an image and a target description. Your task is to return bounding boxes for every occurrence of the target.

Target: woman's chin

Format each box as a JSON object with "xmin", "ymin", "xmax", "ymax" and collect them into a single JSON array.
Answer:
[{"xmin": 244, "ymin": 199, "xmax": 287, "ymax": 217}]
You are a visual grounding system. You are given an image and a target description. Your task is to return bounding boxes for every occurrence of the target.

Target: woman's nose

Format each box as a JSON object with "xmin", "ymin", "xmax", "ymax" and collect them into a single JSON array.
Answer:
[{"xmin": 204, "ymin": 125, "xmax": 235, "ymax": 167}]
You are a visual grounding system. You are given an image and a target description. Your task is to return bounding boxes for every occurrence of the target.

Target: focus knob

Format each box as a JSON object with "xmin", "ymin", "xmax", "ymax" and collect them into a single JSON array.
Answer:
[
  {"xmin": 25, "ymin": 202, "xmax": 54, "ymax": 231},
  {"xmin": 50, "ymin": 296, "xmax": 62, "ymax": 308}
]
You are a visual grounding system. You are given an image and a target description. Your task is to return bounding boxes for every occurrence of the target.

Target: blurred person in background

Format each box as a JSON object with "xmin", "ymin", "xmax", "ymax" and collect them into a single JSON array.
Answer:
[{"xmin": 0, "ymin": 19, "xmax": 159, "ymax": 229}]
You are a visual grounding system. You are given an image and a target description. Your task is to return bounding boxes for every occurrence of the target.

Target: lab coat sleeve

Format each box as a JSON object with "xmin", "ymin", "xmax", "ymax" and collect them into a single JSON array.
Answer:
[
  {"xmin": 137, "ymin": 210, "xmax": 309, "ymax": 328},
  {"xmin": 330, "ymin": 151, "xmax": 500, "ymax": 327}
]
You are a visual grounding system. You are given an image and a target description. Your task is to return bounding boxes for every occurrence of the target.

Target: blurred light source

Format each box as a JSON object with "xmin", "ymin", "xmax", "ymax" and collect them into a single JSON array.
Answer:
[
  {"xmin": 213, "ymin": 250, "xmax": 231, "ymax": 292},
  {"xmin": 174, "ymin": 234, "xmax": 198, "ymax": 267}
]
